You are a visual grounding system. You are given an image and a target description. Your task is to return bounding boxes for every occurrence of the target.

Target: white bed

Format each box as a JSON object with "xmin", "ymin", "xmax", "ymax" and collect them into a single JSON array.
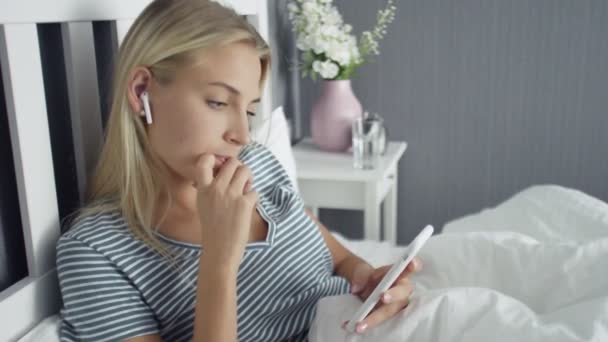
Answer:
[
  {"xmin": 2, "ymin": 1, "xmax": 608, "ymax": 342},
  {"xmin": 311, "ymin": 185, "xmax": 608, "ymax": 342},
  {"xmin": 15, "ymin": 185, "xmax": 608, "ymax": 342}
]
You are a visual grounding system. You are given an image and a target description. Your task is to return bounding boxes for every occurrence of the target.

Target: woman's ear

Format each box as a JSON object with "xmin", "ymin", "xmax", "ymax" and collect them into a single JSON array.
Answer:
[{"xmin": 126, "ymin": 66, "xmax": 153, "ymax": 117}]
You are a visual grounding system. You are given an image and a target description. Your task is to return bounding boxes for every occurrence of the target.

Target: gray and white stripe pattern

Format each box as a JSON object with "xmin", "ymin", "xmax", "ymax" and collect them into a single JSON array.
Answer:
[{"xmin": 56, "ymin": 142, "xmax": 351, "ymax": 341}]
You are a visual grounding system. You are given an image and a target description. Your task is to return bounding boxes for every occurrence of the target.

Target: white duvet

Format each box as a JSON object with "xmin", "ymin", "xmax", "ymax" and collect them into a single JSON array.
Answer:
[
  {"xmin": 309, "ymin": 185, "xmax": 608, "ymax": 342},
  {"xmin": 19, "ymin": 185, "xmax": 608, "ymax": 342}
]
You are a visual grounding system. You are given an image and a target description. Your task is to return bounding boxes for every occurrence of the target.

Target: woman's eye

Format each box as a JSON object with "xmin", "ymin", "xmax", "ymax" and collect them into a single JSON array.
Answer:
[
  {"xmin": 207, "ymin": 99, "xmax": 255, "ymax": 117},
  {"xmin": 207, "ymin": 100, "xmax": 226, "ymax": 109}
]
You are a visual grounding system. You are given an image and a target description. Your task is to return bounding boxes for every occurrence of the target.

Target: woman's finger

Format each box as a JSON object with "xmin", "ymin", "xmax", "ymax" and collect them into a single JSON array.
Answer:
[
  {"xmin": 402, "ymin": 257, "xmax": 423, "ymax": 277},
  {"xmin": 358, "ymin": 265, "xmax": 391, "ymax": 300},
  {"xmin": 242, "ymin": 189, "xmax": 259, "ymax": 208},
  {"xmin": 350, "ymin": 263, "xmax": 375, "ymax": 294},
  {"xmin": 194, "ymin": 153, "xmax": 215, "ymax": 188},
  {"xmin": 356, "ymin": 299, "xmax": 409, "ymax": 334},
  {"xmin": 381, "ymin": 278, "xmax": 414, "ymax": 304},
  {"xmin": 214, "ymin": 157, "xmax": 241, "ymax": 190},
  {"xmin": 229, "ymin": 164, "xmax": 253, "ymax": 196},
  {"xmin": 244, "ymin": 180, "xmax": 252, "ymax": 193}
]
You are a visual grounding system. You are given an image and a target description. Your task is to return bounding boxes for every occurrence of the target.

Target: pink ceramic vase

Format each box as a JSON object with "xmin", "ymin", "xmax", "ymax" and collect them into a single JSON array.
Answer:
[{"xmin": 310, "ymin": 79, "xmax": 363, "ymax": 152}]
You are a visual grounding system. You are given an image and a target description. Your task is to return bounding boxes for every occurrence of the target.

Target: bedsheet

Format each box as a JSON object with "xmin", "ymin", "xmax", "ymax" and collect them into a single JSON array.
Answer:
[{"xmin": 310, "ymin": 185, "xmax": 608, "ymax": 342}]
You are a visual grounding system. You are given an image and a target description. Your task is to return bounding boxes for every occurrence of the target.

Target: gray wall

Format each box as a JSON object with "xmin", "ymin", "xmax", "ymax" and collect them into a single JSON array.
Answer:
[{"xmin": 279, "ymin": 0, "xmax": 608, "ymax": 244}]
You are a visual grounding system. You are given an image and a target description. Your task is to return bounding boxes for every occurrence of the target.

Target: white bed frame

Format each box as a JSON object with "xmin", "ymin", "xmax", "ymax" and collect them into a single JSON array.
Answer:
[{"xmin": 0, "ymin": 0, "xmax": 271, "ymax": 339}]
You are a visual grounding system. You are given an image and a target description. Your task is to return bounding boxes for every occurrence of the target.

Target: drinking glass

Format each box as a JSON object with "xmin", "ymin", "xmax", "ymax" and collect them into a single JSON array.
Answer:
[{"xmin": 352, "ymin": 117, "xmax": 381, "ymax": 169}]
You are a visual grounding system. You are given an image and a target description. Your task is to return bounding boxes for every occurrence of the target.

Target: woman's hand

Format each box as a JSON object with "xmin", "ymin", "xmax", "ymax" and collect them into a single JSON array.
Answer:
[
  {"xmin": 194, "ymin": 153, "xmax": 257, "ymax": 268},
  {"xmin": 343, "ymin": 257, "xmax": 423, "ymax": 334}
]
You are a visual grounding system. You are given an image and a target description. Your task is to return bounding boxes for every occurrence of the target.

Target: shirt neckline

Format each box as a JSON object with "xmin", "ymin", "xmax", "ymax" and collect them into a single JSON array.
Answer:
[{"xmin": 152, "ymin": 200, "xmax": 276, "ymax": 252}]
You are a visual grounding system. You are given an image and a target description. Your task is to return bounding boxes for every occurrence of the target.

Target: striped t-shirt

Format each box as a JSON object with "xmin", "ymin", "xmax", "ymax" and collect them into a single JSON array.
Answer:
[{"xmin": 56, "ymin": 142, "xmax": 351, "ymax": 342}]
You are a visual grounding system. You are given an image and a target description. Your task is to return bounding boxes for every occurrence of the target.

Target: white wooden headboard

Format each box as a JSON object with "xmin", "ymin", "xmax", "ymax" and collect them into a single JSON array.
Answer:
[{"xmin": 0, "ymin": 0, "xmax": 271, "ymax": 339}]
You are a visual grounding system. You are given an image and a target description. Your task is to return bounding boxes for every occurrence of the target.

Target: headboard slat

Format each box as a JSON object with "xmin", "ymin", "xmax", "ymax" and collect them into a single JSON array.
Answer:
[
  {"xmin": 62, "ymin": 22, "xmax": 104, "ymax": 200},
  {"xmin": 0, "ymin": 24, "xmax": 61, "ymax": 277}
]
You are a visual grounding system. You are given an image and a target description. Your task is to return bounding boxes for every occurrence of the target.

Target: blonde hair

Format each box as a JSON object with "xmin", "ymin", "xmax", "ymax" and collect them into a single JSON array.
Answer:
[{"xmin": 70, "ymin": 0, "xmax": 271, "ymax": 256}]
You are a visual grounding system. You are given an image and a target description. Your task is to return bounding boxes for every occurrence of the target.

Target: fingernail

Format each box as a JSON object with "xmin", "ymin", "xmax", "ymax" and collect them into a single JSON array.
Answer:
[
  {"xmin": 383, "ymin": 293, "xmax": 392, "ymax": 303},
  {"xmin": 356, "ymin": 323, "xmax": 368, "ymax": 334},
  {"xmin": 351, "ymin": 284, "xmax": 363, "ymax": 294}
]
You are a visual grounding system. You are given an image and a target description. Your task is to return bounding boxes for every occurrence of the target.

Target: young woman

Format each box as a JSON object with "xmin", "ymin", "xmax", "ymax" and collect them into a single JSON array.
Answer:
[{"xmin": 56, "ymin": 0, "xmax": 422, "ymax": 341}]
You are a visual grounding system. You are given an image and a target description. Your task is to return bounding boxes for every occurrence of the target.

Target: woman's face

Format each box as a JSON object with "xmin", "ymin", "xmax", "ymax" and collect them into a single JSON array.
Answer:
[{"xmin": 145, "ymin": 42, "xmax": 262, "ymax": 186}]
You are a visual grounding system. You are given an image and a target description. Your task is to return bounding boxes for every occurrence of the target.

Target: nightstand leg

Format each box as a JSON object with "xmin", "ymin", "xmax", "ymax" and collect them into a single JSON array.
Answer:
[
  {"xmin": 364, "ymin": 182, "xmax": 381, "ymax": 241},
  {"xmin": 384, "ymin": 172, "xmax": 398, "ymax": 244}
]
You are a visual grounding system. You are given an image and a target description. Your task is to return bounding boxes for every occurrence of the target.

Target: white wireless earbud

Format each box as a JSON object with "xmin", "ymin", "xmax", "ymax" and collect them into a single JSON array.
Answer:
[{"xmin": 139, "ymin": 91, "xmax": 153, "ymax": 125}]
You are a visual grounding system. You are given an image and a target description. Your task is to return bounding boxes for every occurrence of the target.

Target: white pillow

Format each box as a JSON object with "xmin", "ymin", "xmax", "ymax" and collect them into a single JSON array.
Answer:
[{"xmin": 250, "ymin": 106, "xmax": 299, "ymax": 192}]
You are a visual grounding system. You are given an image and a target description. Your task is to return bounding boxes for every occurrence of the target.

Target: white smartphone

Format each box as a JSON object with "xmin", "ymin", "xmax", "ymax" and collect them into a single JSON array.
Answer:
[{"xmin": 345, "ymin": 225, "xmax": 434, "ymax": 333}]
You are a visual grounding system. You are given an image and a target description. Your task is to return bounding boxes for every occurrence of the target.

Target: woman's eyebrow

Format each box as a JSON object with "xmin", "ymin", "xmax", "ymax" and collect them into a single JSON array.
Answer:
[{"xmin": 207, "ymin": 81, "xmax": 261, "ymax": 103}]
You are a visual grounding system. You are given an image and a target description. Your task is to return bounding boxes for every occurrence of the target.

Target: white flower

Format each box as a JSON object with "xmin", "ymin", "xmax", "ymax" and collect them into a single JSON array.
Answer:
[
  {"xmin": 313, "ymin": 60, "xmax": 340, "ymax": 79},
  {"xmin": 326, "ymin": 41, "xmax": 351, "ymax": 66},
  {"xmin": 321, "ymin": 24, "xmax": 340, "ymax": 39},
  {"xmin": 325, "ymin": 8, "xmax": 343, "ymax": 25},
  {"xmin": 287, "ymin": 3, "xmax": 298, "ymax": 13},
  {"xmin": 310, "ymin": 36, "xmax": 328, "ymax": 54},
  {"xmin": 302, "ymin": 2, "xmax": 320, "ymax": 15},
  {"xmin": 296, "ymin": 37, "xmax": 309, "ymax": 51},
  {"xmin": 289, "ymin": 0, "xmax": 396, "ymax": 79}
]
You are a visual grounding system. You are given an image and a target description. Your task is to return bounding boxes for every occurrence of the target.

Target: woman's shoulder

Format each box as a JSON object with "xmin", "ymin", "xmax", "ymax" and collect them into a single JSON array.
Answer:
[
  {"xmin": 56, "ymin": 210, "xmax": 161, "ymax": 341},
  {"xmin": 57, "ymin": 210, "xmax": 132, "ymax": 253}
]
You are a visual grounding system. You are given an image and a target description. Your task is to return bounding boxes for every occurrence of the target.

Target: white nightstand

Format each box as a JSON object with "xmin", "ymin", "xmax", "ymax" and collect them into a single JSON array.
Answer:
[{"xmin": 292, "ymin": 138, "xmax": 407, "ymax": 244}]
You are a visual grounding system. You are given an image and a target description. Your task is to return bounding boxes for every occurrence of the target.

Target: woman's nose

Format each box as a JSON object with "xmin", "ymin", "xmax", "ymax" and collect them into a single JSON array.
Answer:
[{"xmin": 225, "ymin": 112, "xmax": 251, "ymax": 146}]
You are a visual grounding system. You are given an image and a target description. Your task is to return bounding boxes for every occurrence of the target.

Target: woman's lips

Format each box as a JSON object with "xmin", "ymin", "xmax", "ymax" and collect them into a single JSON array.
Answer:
[{"xmin": 213, "ymin": 155, "xmax": 230, "ymax": 169}]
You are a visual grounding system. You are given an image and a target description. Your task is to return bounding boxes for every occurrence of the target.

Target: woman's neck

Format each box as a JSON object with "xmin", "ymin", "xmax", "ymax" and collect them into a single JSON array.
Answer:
[{"xmin": 154, "ymin": 178, "xmax": 199, "ymax": 233}]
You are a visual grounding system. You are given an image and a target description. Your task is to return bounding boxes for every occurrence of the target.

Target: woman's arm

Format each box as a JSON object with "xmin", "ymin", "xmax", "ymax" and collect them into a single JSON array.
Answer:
[
  {"xmin": 122, "ymin": 254, "xmax": 239, "ymax": 342},
  {"xmin": 305, "ymin": 208, "xmax": 422, "ymax": 334},
  {"xmin": 192, "ymin": 253, "xmax": 240, "ymax": 341}
]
